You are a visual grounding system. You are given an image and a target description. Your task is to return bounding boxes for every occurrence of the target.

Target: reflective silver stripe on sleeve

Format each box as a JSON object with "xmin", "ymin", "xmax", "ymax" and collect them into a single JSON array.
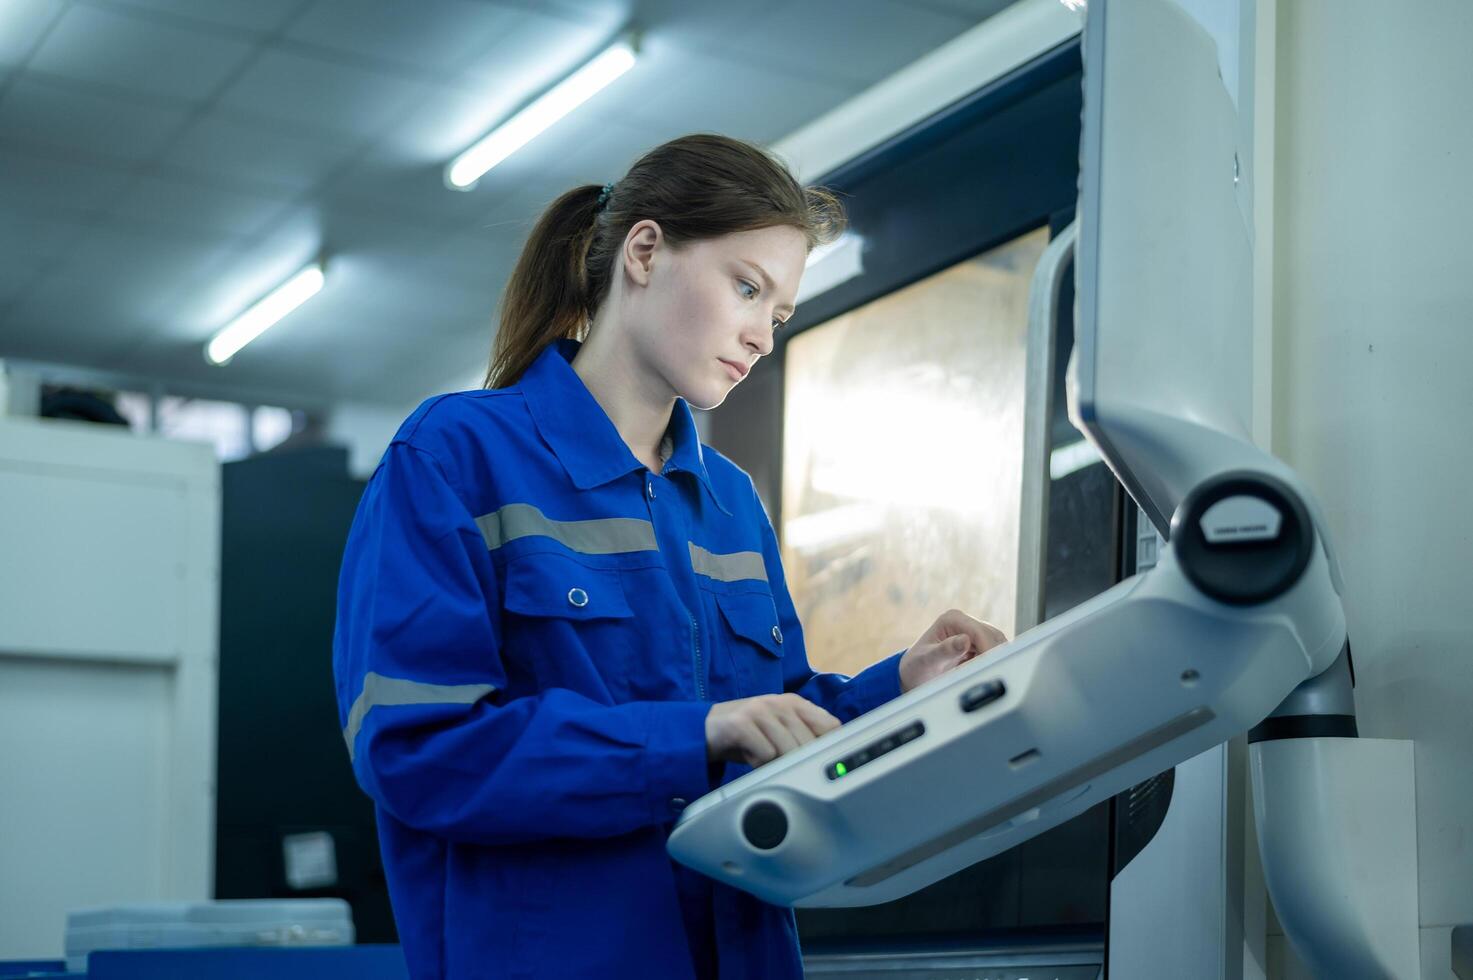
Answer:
[
  {"xmin": 475, "ymin": 503, "xmax": 659, "ymax": 555},
  {"xmin": 689, "ymin": 543, "xmax": 768, "ymax": 584},
  {"xmin": 343, "ymin": 672, "xmax": 496, "ymax": 762}
]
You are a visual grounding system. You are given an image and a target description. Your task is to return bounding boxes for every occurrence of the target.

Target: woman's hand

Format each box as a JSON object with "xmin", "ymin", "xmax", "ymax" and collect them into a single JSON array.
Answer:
[
  {"xmin": 706, "ymin": 693, "xmax": 842, "ymax": 768},
  {"xmin": 899, "ymin": 609, "xmax": 1009, "ymax": 694}
]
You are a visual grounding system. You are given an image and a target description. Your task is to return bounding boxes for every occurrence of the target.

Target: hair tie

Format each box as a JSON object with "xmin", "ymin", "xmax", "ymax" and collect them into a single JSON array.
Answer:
[{"xmin": 595, "ymin": 182, "xmax": 614, "ymax": 212}]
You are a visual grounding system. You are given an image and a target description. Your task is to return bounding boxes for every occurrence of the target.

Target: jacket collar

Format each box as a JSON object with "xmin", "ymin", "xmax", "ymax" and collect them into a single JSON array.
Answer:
[{"xmin": 519, "ymin": 339, "xmax": 731, "ymax": 515}]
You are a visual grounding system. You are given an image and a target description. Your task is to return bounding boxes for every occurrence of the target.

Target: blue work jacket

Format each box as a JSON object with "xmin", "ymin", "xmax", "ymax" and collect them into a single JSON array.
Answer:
[{"xmin": 333, "ymin": 339, "xmax": 904, "ymax": 979}]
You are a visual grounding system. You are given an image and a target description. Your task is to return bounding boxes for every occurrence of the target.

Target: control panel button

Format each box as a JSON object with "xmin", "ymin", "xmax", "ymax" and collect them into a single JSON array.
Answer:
[
  {"xmin": 960, "ymin": 679, "xmax": 1006, "ymax": 713},
  {"xmin": 826, "ymin": 721, "xmax": 927, "ymax": 780},
  {"xmin": 742, "ymin": 801, "xmax": 788, "ymax": 850}
]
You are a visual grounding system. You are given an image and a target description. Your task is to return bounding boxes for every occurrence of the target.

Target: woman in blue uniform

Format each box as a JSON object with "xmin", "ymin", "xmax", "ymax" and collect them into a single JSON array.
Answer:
[{"xmin": 333, "ymin": 133, "xmax": 1006, "ymax": 979}]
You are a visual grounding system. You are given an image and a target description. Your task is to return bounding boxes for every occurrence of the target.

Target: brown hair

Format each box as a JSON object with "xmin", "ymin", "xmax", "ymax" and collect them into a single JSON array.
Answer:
[{"xmin": 484, "ymin": 132, "xmax": 847, "ymax": 388}]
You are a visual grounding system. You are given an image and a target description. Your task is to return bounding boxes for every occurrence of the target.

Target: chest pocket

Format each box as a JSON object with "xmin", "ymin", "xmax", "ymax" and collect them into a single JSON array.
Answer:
[
  {"xmin": 504, "ymin": 553, "xmax": 633, "ymax": 621},
  {"xmin": 501, "ymin": 552, "xmax": 641, "ymax": 701},
  {"xmin": 712, "ymin": 589, "xmax": 786, "ymax": 696}
]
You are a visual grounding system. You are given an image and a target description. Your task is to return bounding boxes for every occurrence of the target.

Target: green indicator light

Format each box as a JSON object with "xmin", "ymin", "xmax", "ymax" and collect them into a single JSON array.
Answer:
[{"xmin": 835, "ymin": 762, "xmax": 847, "ymax": 777}]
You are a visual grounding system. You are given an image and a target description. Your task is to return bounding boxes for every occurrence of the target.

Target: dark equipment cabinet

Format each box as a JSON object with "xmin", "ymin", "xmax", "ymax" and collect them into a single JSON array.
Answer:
[{"xmin": 215, "ymin": 446, "xmax": 395, "ymax": 943}]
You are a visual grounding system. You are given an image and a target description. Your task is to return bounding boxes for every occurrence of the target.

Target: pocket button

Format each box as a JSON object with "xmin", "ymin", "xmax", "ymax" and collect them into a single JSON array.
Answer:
[
  {"xmin": 771, "ymin": 625, "xmax": 783, "ymax": 645},
  {"xmin": 567, "ymin": 587, "xmax": 589, "ymax": 608}
]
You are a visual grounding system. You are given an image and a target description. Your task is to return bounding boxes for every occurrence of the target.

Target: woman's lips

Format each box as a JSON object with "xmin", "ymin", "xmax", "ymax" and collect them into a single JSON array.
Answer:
[{"xmin": 719, "ymin": 359, "xmax": 747, "ymax": 381}]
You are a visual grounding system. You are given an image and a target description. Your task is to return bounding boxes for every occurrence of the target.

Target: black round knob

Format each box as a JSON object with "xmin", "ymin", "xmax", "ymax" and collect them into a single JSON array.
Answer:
[
  {"xmin": 1171, "ymin": 471, "xmax": 1314, "ymax": 606},
  {"xmin": 741, "ymin": 801, "xmax": 788, "ymax": 850}
]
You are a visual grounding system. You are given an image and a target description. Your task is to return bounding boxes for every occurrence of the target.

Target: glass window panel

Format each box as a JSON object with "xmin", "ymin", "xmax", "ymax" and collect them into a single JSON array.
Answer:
[{"xmin": 782, "ymin": 226, "xmax": 1048, "ymax": 675}]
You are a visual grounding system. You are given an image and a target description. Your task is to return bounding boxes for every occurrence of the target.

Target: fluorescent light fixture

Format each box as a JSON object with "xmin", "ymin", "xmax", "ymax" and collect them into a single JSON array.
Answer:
[
  {"xmin": 795, "ymin": 232, "xmax": 866, "ymax": 305},
  {"xmin": 205, "ymin": 262, "xmax": 325, "ymax": 366},
  {"xmin": 1050, "ymin": 438, "xmax": 1102, "ymax": 480},
  {"xmin": 446, "ymin": 35, "xmax": 639, "ymax": 190}
]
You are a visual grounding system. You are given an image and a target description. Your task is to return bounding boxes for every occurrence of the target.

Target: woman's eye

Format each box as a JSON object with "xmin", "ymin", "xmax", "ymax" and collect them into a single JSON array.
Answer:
[{"xmin": 739, "ymin": 277, "xmax": 785, "ymax": 331}]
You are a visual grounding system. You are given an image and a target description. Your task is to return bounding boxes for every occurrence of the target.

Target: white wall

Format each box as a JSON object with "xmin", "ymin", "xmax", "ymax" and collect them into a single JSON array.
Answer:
[
  {"xmin": 0, "ymin": 417, "xmax": 219, "ymax": 959},
  {"xmin": 1268, "ymin": 1, "xmax": 1473, "ymax": 974}
]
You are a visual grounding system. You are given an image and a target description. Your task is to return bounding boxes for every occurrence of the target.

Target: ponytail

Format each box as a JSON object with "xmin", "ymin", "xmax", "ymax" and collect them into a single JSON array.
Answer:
[{"xmin": 484, "ymin": 183, "xmax": 604, "ymax": 388}]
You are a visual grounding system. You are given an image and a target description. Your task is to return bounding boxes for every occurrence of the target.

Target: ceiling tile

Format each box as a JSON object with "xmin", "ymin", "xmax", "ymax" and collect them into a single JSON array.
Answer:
[
  {"xmin": 25, "ymin": 219, "xmax": 234, "ymax": 329},
  {"xmin": 529, "ymin": 0, "xmax": 781, "ymax": 59},
  {"xmin": 215, "ymin": 46, "xmax": 435, "ymax": 142},
  {"xmin": 108, "ymin": 173, "xmax": 296, "ymax": 240},
  {"xmin": 90, "ymin": 0, "xmax": 306, "ymax": 35},
  {"xmin": 28, "ymin": 3, "xmax": 258, "ymax": 102},
  {"xmin": 156, "ymin": 206, "xmax": 322, "ymax": 341},
  {"xmin": 0, "ymin": 286, "xmax": 150, "ymax": 364},
  {"xmin": 321, "ymin": 161, "xmax": 479, "ymax": 233},
  {"xmin": 162, "ymin": 112, "xmax": 360, "ymax": 194},
  {"xmin": 456, "ymin": 10, "xmax": 629, "ymax": 99},
  {"xmin": 898, "ymin": 0, "xmax": 1018, "ymax": 20},
  {"xmin": 0, "ymin": 267, "xmax": 46, "ymax": 308},
  {"xmin": 0, "ymin": 210, "xmax": 92, "ymax": 268},
  {"xmin": 0, "ymin": 74, "xmax": 191, "ymax": 163},
  {"xmin": 0, "ymin": 0, "xmax": 66, "ymax": 69},
  {"xmin": 0, "ymin": 148, "xmax": 137, "ymax": 212},
  {"xmin": 584, "ymin": 38, "xmax": 856, "ymax": 146},
  {"xmin": 317, "ymin": 207, "xmax": 459, "ymax": 266},
  {"xmin": 411, "ymin": 221, "xmax": 529, "ymax": 292},
  {"xmin": 718, "ymin": 0, "xmax": 976, "ymax": 88},
  {"xmin": 283, "ymin": 0, "xmax": 528, "ymax": 77}
]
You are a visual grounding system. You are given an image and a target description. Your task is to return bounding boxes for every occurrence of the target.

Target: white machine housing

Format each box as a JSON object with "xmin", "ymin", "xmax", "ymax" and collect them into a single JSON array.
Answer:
[{"xmin": 667, "ymin": 481, "xmax": 1345, "ymax": 906}]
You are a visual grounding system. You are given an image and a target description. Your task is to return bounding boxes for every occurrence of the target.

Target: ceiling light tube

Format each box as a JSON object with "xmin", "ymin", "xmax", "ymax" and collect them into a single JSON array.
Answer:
[
  {"xmin": 446, "ymin": 33, "xmax": 640, "ymax": 191},
  {"xmin": 205, "ymin": 262, "xmax": 325, "ymax": 366}
]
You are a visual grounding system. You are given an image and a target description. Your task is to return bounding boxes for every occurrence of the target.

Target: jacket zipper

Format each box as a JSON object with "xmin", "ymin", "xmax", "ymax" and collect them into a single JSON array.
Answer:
[{"xmin": 691, "ymin": 616, "xmax": 706, "ymax": 700}]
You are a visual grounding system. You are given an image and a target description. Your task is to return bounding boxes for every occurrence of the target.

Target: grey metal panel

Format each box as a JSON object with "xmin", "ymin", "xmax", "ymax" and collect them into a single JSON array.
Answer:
[
  {"xmin": 1015, "ymin": 222, "xmax": 1076, "ymax": 634},
  {"xmin": 1108, "ymin": 742, "xmax": 1245, "ymax": 980},
  {"xmin": 27, "ymin": 3, "xmax": 256, "ymax": 102}
]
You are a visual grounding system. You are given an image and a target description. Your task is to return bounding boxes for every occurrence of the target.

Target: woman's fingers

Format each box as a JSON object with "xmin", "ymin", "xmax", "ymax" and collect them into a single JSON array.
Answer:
[
  {"xmin": 707, "ymin": 694, "xmax": 845, "ymax": 767},
  {"xmin": 750, "ymin": 705, "xmax": 802, "ymax": 762},
  {"xmin": 736, "ymin": 720, "xmax": 779, "ymax": 767},
  {"xmin": 939, "ymin": 609, "xmax": 1009, "ymax": 655},
  {"xmin": 788, "ymin": 694, "xmax": 842, "ymax": 737}
]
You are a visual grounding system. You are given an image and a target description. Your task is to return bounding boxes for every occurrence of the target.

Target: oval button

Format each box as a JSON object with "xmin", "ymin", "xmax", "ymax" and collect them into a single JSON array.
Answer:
[
  {"xmin": 771, "ymin": 625, "xmax": 783, "ymax": 645},
  {"xmin": 567, "ymin": 587, "xmax": 589, "ymax": 608}
]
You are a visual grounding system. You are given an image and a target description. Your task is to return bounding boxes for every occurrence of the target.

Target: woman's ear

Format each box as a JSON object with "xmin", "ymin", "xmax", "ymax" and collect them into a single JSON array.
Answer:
[{"xmin": 622, "ymin": 220, "xmax": 662, "ymax": 287}]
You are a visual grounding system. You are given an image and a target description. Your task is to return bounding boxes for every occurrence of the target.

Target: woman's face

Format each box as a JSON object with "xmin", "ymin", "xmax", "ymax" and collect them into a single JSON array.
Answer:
[{"xmin": 622, "ymin": 222, "xmax": 808, "ymax": 410}]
